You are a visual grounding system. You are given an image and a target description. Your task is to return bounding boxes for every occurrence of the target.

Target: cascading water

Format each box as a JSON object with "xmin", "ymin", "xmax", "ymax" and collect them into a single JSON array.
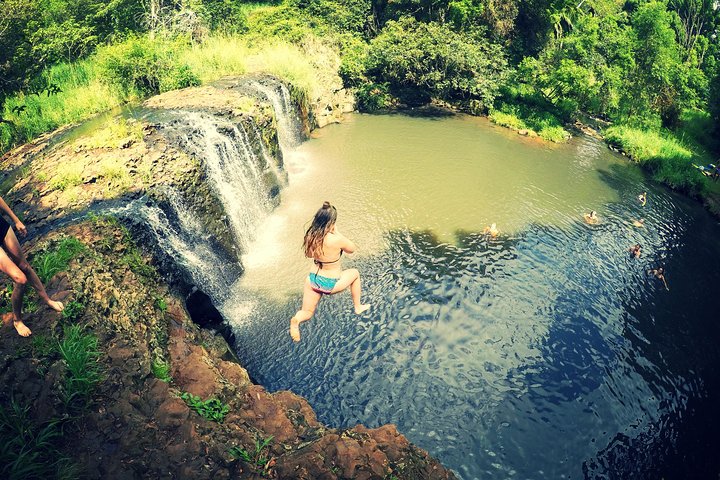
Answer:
[
  {"xmin": 113, "ymin": 78, "xmax": 303, "ymax": 304},
  {"xmin": 110, "ymin": 189, "xmax": 240, "ymax": 298},
  {"xmin": 243, "ymin": 78, "xmax": 304, "ymax": 149}
]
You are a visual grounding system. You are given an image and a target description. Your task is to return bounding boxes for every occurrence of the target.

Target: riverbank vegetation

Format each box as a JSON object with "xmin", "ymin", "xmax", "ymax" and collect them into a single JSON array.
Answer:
[{"xmin": 1, "ymin": 0, "xmax": 719, "ymax": 207}]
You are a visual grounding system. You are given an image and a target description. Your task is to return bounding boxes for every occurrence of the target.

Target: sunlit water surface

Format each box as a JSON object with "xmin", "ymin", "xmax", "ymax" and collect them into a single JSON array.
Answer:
[{"xmin": 224, "ymin": 113, "xmax": 720, "ymax": 479}]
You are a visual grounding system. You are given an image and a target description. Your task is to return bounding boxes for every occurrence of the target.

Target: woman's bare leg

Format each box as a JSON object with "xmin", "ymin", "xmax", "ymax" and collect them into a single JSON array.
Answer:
[
  {"xmin": 330, "ymin": 268, "xmax": 370, "ymax": 314},
  {"xmin": 3, "ymin": 228, "xmax": 63, "ymax": 312},
  {"xmin": 0, "ymin": 245, "xmax": 31, "ymax": 336},
  {"xmin": 290, "ymin": 277, "xmax": 322, "ymax": 342}
]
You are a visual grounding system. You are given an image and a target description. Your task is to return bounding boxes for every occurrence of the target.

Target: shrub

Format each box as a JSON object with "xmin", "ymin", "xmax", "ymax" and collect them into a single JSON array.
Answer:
[
  {"xmin": 356, "ymin": 83, "xmax": 393, "ymax": 111},
  {"xmin": 489, "ymin": 108, "xmax": 527, "ymax": 130},
  {"xmin": 96, "ymin": 36, "xmax": 199, "ymax": 98},
  {"xmin": 61, "ymin": 300, "xmax": 85, "ymax": 322},
  {"xmin": 366, "ymin": 18, "xmax": 509, "ymax": 108},
  {"xmin": 538, "ymin": 126, "xmax": 568, "ymax": 142},
  {"xmin": 245, "ymin": 5, "xmax": 318, "ymax": 44},
  {"xmin": 337, "ymin": 34, "xmax": 368, "ymax": 88},
  {"xmin": 298, "ymin": 0, "xmax": 371, "ymax": 34}
]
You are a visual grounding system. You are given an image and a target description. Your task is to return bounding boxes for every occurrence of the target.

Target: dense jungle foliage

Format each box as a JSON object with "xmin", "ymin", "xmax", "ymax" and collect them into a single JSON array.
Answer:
[{"xmin": 1, "ymin": 0, "xmax": 719, "ymax": 197}]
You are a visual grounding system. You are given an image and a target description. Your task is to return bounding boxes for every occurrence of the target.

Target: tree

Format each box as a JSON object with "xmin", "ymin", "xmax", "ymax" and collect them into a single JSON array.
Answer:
[{"xmin": 366, "ymin": 17, "xmax": 509, "ymax": 108}]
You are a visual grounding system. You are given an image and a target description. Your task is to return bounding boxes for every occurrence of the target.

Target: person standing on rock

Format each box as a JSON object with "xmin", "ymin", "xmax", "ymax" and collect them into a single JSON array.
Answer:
[
  {"xmin": 290, "ymin": 201, "xmax": 370, "ymax": 342},
  {"xmin": 0, "ymin": 196, "xmax": 64, "ymax": 336}
]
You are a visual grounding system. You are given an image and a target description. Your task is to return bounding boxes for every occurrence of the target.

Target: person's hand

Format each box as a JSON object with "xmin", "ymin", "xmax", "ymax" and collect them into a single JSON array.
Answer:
[{"xmin": 15, "ymin": 220, "xmax": 27, "ymax": 237}]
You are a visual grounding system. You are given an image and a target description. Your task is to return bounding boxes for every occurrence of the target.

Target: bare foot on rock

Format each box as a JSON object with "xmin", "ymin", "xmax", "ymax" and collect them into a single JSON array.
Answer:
[
  {"xmin": 46, "ymin": 299, "xmax": 64, "ymax": 312},
  {"xmin": 355, "ymin": 304, "xmax": 371, "ymax": 315},
  {"xmin": 13, "ymin": 320, "xmax": 32, "ymax": 337},
  {"xmin": 290, "ymin": 317, "xmax": 301, "ymax": 342}
]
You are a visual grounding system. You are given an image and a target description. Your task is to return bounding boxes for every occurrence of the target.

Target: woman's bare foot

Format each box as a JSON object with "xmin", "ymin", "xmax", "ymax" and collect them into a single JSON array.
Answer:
[
  {"xmin": 354, "ymin": 304, "xmax": 371, "ymax": 315},
  {"xmin": 290, "ymin": 317, "xmax": 301, "ymax": 342},
  {"xmin": 46, "ymin": 299, "xmax": 64, "ymax": 312},
  {"xmin": 13, "ymin": 319, "xmax": 32, "ymax": 337}
]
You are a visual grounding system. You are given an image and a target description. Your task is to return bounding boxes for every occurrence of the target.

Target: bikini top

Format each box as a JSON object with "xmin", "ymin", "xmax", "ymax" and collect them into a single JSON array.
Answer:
[{"xmin": 313, "ymin": 250, "xmax": 343, "ymax": 268}]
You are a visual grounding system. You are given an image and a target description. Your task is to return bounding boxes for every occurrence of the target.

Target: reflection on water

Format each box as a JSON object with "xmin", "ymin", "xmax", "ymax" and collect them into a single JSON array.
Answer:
[{"xmin": 224, "ymin": 113, "xmax": 720, "ymax": 479}]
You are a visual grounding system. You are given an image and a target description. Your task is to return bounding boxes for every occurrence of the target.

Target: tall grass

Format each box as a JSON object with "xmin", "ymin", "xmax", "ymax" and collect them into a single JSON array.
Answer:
[
  {"xmin": 0, "ymin": 400, "xmax": 75, "ymax": 480},
  {"xmin": 179, "ymin": 36, "xmax": 250, "ymax": 82},
  {"xmin": 489, "ymin": 105, "xmax": 570, "ymax": 142},
  {"xmin": 58, "ymin": 324, "xmax": 103, "ymax": 409},
  {"xmin": 1, "ymin": 15, "xmax": 330, "ymax": 154},
  {"xmin": 604, "ymin": 125, "xmax": 707, "ymax": 196},
  {"xmin": 1, "ymin": 60, "xmax": 123, "ymax": 152},
  {"xmin": 676, "ymin": 109, "xmax": 718, "ymax": 158}
]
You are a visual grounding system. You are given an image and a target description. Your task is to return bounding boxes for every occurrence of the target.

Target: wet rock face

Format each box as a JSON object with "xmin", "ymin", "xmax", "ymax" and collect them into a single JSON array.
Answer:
[{"xmin": 186, "ymin": 288, "xmax": 224, "ymax": 328}]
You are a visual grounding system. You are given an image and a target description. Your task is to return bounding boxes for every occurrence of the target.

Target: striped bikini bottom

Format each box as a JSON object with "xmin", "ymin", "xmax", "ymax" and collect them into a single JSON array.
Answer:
[{"xmin": 309, "ymin": 272, "xmax": 339, "ymax": 294}]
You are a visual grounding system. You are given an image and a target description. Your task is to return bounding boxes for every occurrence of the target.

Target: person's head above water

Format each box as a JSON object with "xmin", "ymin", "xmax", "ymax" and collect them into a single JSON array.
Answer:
[{"xmin": 303, "ymin": 201, "xmax": 338, "ymax": 258}]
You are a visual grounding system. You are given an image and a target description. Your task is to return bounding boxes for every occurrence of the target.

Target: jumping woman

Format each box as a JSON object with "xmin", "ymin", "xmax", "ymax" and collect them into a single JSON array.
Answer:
[
  {"xmin": 0, "ymin": 196, "xmax": 64, "ymax": 336},
  {"xmin": 289, "ymin": 202, "xmax": 370, "ymax": 342}
]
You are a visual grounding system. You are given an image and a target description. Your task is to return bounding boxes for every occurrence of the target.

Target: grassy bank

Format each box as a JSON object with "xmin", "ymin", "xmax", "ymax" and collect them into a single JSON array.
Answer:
[
  {"xmin": 0, "ymin": 27, "xmax": 329, "ymax": 154},
  {"xmin": 603, "ymin": 124, "xmax": 709, "ymax": 197},
  {"xmin": 489, "ymin": 106, "xmax": 569, "ymax": 142}
]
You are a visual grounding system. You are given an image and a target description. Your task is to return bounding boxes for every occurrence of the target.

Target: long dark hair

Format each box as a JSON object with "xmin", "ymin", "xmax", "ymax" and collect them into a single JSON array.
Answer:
[{"xmin": 303, "ymin": 201, "xmax": 337, "ymax": 259}]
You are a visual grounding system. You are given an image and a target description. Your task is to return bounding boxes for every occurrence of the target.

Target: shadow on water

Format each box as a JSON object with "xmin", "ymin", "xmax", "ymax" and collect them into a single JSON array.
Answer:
[
  {"xmin": 568, "ymin": 160, "xmax": 720, "ymax": 477},
  {"xmin": 365, "ymin": 105, "xmax": 457, "ymax": 120},
  {"xmin": 230, "ymin": 202, "xmax": 720, "ymax": 480}
]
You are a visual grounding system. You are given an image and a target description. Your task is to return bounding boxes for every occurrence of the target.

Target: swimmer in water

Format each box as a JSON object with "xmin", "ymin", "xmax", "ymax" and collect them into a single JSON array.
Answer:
[
  {"xmin": 638, "ymin": 192, "xmax": 647, "ymax": 206},
  {"xmin": 584, "ymin": 210, "xmax": 599, "ymax": 224},
  {"xmin": 649, "ymin": 266, "xmax": 670, "ymax": 291},
  {"xmin": 629, "ymin": 244, "xmax": 641, "ymax": 258},
  {"xmin": 483, "ymin": 223, "xmax": 499, "ymax": 237},
  {"xmin": 632, "ymin": 218, "xmax": 645, "ymax": 228},
  {"xmin": 289, "ymin": 201, "xmax": 370, "ymax": 342}
]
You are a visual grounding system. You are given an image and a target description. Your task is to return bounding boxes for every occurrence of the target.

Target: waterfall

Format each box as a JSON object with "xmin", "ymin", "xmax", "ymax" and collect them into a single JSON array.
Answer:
[
  {"xmin": 158, "ymin": 111, "xmax": 281, "ymax": 252},
  {"xmin": 243, "ymin": 78, "xmax": 304, "ymax": 149},
  {"xmin": 110, "ymin": 190, "xmax": 241, "ymax": 299},
  {"xmin": 114, "ymin": 78, "xmax": 304, "ymax": 303}
]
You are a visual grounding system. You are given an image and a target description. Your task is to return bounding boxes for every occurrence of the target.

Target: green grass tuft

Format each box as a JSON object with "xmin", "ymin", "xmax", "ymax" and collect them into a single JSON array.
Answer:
[
  {"xmin": 0, "ymin": 400, "xmax": 76, "ymax": 480},
  {"xmin": 228, "ymin": 435, "xmax": 274, "ymax": 474},
  {"xmin": 31, "ymin": 237, "xmax": 86, "ymax": 283},
  {"xmin": 151, "ymin": 358, "xmax": 172, "ymax": 382},
  {"xmin": 155, "ymin": 296, "xmax": 168, "ymax": 312},
  {"xmin": 58, "ymin": 325, "xmax": 103, "ymax": 410},
  {"xmin": 180, "ymin": 392, "xmax": 229, "ymax": 422}
]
